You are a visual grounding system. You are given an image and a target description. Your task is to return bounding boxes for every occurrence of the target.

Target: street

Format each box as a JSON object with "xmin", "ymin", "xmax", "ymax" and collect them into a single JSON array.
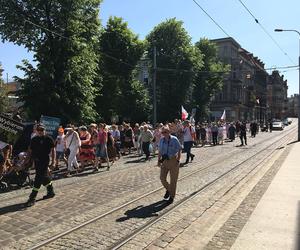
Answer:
[{"xmin": 0, "ymin": 122, "xmax": 297, "ymax": 250}]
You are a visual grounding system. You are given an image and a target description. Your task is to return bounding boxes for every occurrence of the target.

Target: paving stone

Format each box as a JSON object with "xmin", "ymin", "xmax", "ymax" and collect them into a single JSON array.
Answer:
[
  {"xmin": 153, "ymin": 239, "xmax": 169, "ymax": 248},
  {"xmin": 0, "ymin": 129, "xmax": 294, "ymax": 249}
]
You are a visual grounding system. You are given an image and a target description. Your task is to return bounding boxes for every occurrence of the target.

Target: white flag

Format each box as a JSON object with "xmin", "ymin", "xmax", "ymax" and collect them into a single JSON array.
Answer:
[
  {"xmin": 181, "ymin": 106, "xmax": 188, "ymax": 120},
  {"xmin": 220, "ymin": 109, "xmax": 226, "ymax": 120}
]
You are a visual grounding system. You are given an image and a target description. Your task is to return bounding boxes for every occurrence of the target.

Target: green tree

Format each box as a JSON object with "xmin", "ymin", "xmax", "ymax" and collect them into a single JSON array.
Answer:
[
  {"xmin": 97, "ymin": 16, "xmax": 150, "ymax": 122},
  {"xmin": 146, "ymin": 18, "xmax": 203, "ymax": 122},
  {"xmin": 193, "ymin": 38, "xmax": 229, "ymax": 120},
  {"xmin": 0, "ymin": 63, "xmax": 8, "ymax": 113},
  {"xmin": 0, "ymin": 0, "xmax": 102, "ymax": 123}
]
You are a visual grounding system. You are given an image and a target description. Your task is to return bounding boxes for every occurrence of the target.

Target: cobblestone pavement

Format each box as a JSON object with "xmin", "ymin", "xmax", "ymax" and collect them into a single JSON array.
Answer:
[
  {"xmin": 0, "ymin": 124, "xmax": 296, "ymax": 249},
  {"xmin": 118, "ymin": 128, "xmax": 296, "ymax": 250}
]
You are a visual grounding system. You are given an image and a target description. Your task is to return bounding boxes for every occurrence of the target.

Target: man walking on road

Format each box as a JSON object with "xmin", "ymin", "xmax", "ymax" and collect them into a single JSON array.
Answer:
[
  {"xmin": 182, "ymin": 120, "xmax": 195, "ymax": 164},
  {"xmin": 239, "ymin": 122, "xmax": 247, "ymax": 146},
  {"xmin": 25, "ymin": 124, "xmax": 56, "ymax": 207},
  {"xmin": 158, "ymin": 126, "xmax": 181, "ymax": 204},
  {"xmin": 140, "ymin": 125, "xmax": 154, "ymax": 161}
]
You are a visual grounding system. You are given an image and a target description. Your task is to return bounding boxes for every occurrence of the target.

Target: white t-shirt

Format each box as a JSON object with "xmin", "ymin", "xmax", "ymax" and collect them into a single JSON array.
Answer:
[
  {"xmin": 65, "ymin": 131, "xmax": 81, "ymax": 149},
  {"xmin": 183, "ymin": 126, "xmax": 195, "ymax": 142},
  {"xmin": 55, "ymin": 134, "xmax": 65, "ymax": 152},
  {"xmin": 111, "ymin": 130, "xmax": 120, "ymax": 140}
]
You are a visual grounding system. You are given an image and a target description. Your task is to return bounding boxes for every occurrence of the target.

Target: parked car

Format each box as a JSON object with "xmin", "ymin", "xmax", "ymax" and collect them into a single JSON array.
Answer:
[
  {"xmin": 272, "ymin": 120, "xmax": 284, "ymax": 130},
  {"xmin": 282, "ymin": 118, "xmax": 289, "ymax": 126},
  {"xmin": 287, "ymin": 118, "xmax": 292, "ymax": 124}
]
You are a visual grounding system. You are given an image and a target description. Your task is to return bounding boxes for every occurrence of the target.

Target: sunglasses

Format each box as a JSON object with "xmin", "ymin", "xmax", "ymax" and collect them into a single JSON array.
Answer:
[{"xmin": 162, "ymin": 131, "xmax": 169, "ymax": 134}]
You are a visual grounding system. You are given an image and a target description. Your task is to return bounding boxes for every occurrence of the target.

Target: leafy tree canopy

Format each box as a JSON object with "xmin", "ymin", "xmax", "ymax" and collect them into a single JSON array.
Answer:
[
  {"xmin": 146, "ymin": 18, "xmax": 203, "ymax": 122},
  {"xmin": 0, "ymin": 63, "xmax": 8, "ymax": 113},
  {"xmin": 0, "ymin": 0, "xmax": 102, "ymax": 123},
  {"xmin": 97, "ymin": 16, "xmax": 150, "ymax": 122}
]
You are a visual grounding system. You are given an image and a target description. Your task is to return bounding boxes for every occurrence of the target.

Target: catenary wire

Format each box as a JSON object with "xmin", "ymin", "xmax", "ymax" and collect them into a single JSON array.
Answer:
[
  {"xmin": 24, "ymin": 18, "xmax": 297, "ymax": 75},
  {"xmin": 191, "ymin": 0, "xmax": 231, "ymax": 37},
  {"xmin": 24, "ymin": 19, "xmax": 136, "ymax": 68},
  {"xmin": 237, "ymin": 0, "xmax": 295, "ymax": 65}
]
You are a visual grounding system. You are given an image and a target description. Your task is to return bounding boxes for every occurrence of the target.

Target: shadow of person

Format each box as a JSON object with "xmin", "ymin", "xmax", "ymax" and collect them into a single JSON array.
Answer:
[
  {"xmin": 287, "ymin": 140, "xmax": 299, "ymax": 146},
  {"xmin": 116, "ymin": 200, "xmax": 170, "ymax": 222},
  {"xmin": 124, "ymin": 158, "xmax": 145, "ymax": 164},
  {"xmin": 0, "ymin": 202, "xmax": 28, "ymax": 215}
]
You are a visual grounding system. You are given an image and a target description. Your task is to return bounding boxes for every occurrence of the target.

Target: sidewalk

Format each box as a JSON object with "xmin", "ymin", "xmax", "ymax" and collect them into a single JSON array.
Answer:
[{"xmin": 231, "ymin": 141, "xmax": 300, "ymax": 250}]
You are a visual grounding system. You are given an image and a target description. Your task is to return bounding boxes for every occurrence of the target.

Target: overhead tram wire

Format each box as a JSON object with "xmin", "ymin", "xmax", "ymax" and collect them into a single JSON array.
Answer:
[
  {"xmin": 24, "ymin": 19, "xmax": 137, "ymax": 69},
  {"xmin": 191, "ymin": 0, "xmax": 231, "ymax": 37},
  {"xmin": 265, "ymin": 65, "xmax": 299, "ymax": 70},
  {"xmin": 23, "ymin": 18, "xmax": 299, "ymax": 75},
  {"xmin": 237, "ymin": 0, "xmax": 296, "ymax": 65},
  {"xmin": 190, "ymin": 0, "xmax": 296, "ymax": 75},
  {"xmin": 21, "ymin": 18, "xmax": 223, "ymax": 75},
  {"xmin": 24, "ymin": 19, "xmax": 69, "ymax": 40}
]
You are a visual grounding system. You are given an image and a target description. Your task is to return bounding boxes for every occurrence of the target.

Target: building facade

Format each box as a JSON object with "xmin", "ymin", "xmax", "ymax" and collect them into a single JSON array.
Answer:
[
  {"xmin": 267, "ymin": 71, "xmax": 288, "ymax": 120},
  {"xmin": 3, "ymin": 81, "xmax": 22, "ymax": 113},
  {"xmin": 287, "ymin": 94, "xmax": 299, "ymax": 117},
  {"xmin": 210, "ymin": 37, "xmax": 268, "ymax": 123}
]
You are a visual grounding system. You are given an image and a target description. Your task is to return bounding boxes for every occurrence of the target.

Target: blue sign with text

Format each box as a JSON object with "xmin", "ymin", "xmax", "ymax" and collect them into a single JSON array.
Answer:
[{"xmin": 40, "ymin": 115, "xmax": 61, "ymax": 138}]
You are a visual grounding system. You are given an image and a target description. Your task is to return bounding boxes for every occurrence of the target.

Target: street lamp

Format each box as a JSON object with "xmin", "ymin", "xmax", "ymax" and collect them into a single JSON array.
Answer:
[{"xmin": 275, "ymin": 28, "xmax": 300, "ymax": 141}]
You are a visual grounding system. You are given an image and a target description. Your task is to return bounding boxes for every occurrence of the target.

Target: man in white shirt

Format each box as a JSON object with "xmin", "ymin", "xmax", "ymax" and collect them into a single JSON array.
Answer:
[
  {"xmin": 140, "ymin": 125, "xmax": 153, "ymax": 161},
  {"xmin": 182, "ymin": 120, "xmax": 195, "ymax": 165}
]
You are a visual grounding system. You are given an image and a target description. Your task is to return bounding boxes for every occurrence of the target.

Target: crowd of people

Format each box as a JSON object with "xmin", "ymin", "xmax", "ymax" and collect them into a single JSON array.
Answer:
[
  {"xmin": 0, "ymin": 119, "xmax": 265, "ymax": 181},
  {"xmin": 0, "ymin": 118, "xmax": 266, "ymax": 206}
]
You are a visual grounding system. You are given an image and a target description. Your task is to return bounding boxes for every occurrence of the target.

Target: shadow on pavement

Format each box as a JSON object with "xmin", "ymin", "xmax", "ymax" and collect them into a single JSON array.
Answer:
[
  {"xmin": 124, "ymin": 158, "xmax": 146, "ymax": 164},
  {"xmin": 116, "ymin": 200, "xmax": 170, "ymax": 222},
  {"xmin": 124, "ymin": 154, "xmax": 142, "ymax": 159},
  {"xmin": 0, "ymin": 202, "xmax": 28, "ymax": 215},
  {"xmin": 287, "ymin": 140, "xmax": 299, "ymax": 146}
]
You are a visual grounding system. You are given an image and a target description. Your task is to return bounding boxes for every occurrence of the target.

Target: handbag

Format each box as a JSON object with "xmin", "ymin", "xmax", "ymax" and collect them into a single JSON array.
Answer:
[
  {"xmin": 65, "ymin": 133, "xmax": 75, "ymax": 157},
  {"xmin": 65, "ymin": 148, "xmax": 71, "ymax": 157},
  {"xmin": 125, "ymin": 137, "xmax": 132, "ymax": 142}
]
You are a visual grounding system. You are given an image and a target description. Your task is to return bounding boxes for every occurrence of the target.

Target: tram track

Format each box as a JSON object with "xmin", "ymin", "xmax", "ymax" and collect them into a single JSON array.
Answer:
[
  {"xmin": 0, "ymin": 124, "xmax": 291, "ymax": 204},
  {"xmin": 26, "ymin": 127, "xmax": 297, "ymax": 250},
  {"xmin": 110, "ymin": 128, "xmax": 296, "ymax": 249}
]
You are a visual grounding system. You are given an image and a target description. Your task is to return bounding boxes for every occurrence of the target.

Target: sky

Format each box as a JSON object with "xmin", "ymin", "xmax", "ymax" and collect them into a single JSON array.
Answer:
[{"xmin": 0, "ymin": 0, "xmax": 299, "ymax": 96}]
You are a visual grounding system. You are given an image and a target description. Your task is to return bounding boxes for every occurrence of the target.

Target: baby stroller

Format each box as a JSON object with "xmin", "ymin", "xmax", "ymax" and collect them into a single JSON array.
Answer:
[{"xmin": 0, "ymin": 152, "xmax": 33, "ymax": 191}]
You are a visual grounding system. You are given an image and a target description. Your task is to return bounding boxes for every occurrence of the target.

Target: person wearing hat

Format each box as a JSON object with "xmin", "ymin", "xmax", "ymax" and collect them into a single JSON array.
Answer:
[
  {"xmin": 140, "ymin": 125, "xmax": 154, "ymax": 161},
  {"xmin": 25, "ymin": 124, "xmax": 56, "ymax": 206},
  {"xmin": 158, "ymin": 125, "xmax": 182, "ymax": 204},
  {"xmin": 65, "ymin": 125, "xmax": 81, "ymax": 175}
]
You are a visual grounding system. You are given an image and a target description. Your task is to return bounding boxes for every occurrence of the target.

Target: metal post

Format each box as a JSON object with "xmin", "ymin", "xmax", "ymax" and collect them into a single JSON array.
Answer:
[
  {"xmin": 153, "ymin": 46, "xmax": 157, "ymax": 125},
  {"xmin": 298, "ymin": 45, "xmax": 300, "ymax": 141},
  {"xmin": 259, "ymin": 102, "xmax": 262, "ymax": 125},
  {"xmin": 274, "ymin": 29, "xmax": 300, "ymax": 141}
]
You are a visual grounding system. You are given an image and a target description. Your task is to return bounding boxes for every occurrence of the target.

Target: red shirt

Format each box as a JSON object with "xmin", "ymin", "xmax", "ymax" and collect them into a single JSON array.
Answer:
[{"xmin": 98, "ymin": 131, "xmax": 107, "ymax": 144}]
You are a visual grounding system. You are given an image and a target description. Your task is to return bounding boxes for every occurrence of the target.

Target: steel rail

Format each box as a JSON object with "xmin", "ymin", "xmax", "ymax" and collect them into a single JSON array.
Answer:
[
  {"xmin": 110, "ymin": 128, "xmax": 296, "ymax": 250},
  {"xmin": 28, "ymin": 127, "xmax": 297, "ymax": 250},
  {"xmin": 0, "ymin": 125, "xmax": 292, "ymax": 201}
]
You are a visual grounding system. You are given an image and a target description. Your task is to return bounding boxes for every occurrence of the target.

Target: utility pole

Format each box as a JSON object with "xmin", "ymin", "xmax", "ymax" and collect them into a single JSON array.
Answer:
[
  {"xmin": 153, "ymin": 46, "xmax": 157, "ymax": 125},
  {"xmin": 275, "ymin": 28, "xmax": 300, "ymax": 141}
]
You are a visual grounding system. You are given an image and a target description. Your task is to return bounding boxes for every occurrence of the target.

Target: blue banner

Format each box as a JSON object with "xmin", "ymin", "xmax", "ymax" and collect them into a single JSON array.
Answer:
[{"xmin": 40, "ymin": 115, "xmax": 61, "ymax": 138}]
